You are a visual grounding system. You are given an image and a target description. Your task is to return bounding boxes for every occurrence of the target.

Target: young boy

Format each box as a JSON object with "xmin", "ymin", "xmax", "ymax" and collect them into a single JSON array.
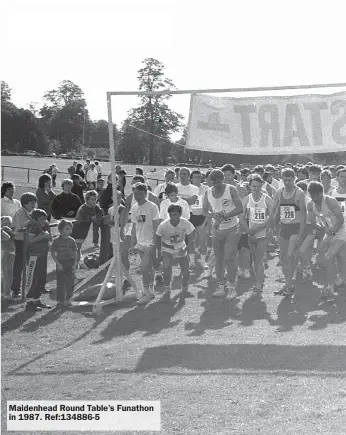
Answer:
[
  {"xmin": 71, "ymin": 190, "xmax": 104, "ymax": 266},
  {"xmin": 11, "ymin": 192, "xmax": 37, "ymax": 298},
  {"xmin": 156, "ymin": 204, "xmax": 195, "ymax": 299},
  {"xmin": 51, "ymin": 220, "xmax": 78, "ymax": 308},
  {"xmin": 1, "ymin": 216, "xmax": 15, "ymax": 299},
  {"xmin": 25, "ymin": 209, "xmax": 52, "ymax": 311}
]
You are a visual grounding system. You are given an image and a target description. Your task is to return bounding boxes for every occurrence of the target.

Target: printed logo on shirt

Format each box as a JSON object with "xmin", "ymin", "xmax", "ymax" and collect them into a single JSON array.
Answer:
[
  {"xmin": 221, "ymin": 199, "xmax": 231, "ymax": 208},
  {"xmin": 138, "ymin": 214, "xmax": 146, "ymax": 223},
  {"xmin": 169, "ymin": 235, "xmax": 179, "ymax": 243}
]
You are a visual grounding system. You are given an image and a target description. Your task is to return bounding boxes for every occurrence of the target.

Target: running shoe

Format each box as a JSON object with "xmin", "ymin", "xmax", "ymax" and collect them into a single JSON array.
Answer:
[
  {"xmin": 321, "ymin": 285, "xmax": 335, "ymax": 299},
  {"xmin": 212, "ymin": 284, "xmax": 226, "ymax": 298},
  {"xmin": 251, "ymin": 285, "xmax": 263, "ymax": 295},
  {"xmin": 274, "ymin": 288, "xmax": 284, "ymax": 296},
  {"xmin": 163, "ymin": 286, "xmax": 171, "ymax": 298},
  {"xmin": 243, "ymin": 269, "xmax": 251, "ymax": 279},
  {"xmin": 237, "ymin": 269, "xmax": 244, "ymax": 278},
  {"xmin": 225, "ymin": 283, "xmax": 237, "ymax": 300},
  {"xmin": 334, "ymin": 276, "xmax": 344, "ymax": 287},
  {"xmin": 282, "ymin": 286, "xmax": 295, "ymax": 297}
]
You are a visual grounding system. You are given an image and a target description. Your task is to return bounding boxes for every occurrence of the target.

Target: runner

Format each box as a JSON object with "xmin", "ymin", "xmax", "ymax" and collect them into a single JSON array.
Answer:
[
  {"xmin": 241, "ymin": 174, "xmax": 274, "ymax": 294},
  {"xmin": 153, "ymin": 169, "xmax": 175, "ymax": 201},
  {"xmin": 202, "ymin": 169, "xmax": 243, "ymax": 299},
  {"xmin": 120, "ymin": 175, "xmax": 159, "ymax": 274},
  {"xmin": 156, "ymin": 204, "xmax": 195, "ymax": 299},
  {"xmin": 221, "ymin": 164, "xmax": 251, "ymax": 279},
  {"xmin": 190, "ymin": 170, "xmax": 209, "ymax": 269},
  {"xmin": 307, "ymin": 181, "xmax": 346, "ymax": 297},
  {"xmin": 269, "ymin": 168, "xmax": 306, "ymax": 296},
  {"xmin": 130, "ymin": 183, "xmax": 160, "ymax": 305},
  {"xmin": 321, "ymin": 169, "xmax": 336, "ymax": 196},
  {"xmin": 159, "ymin": 183, "xmax": 190, "ymax": 221},
  {"xmin": 176, "ymin": 167, "xmax": 199, "ymax": 267}
]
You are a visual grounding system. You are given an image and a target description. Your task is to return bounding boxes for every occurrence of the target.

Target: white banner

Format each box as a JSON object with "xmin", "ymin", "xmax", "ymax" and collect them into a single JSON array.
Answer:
[{"xmin": 186, "ymin": 91, "xmax": 346, "ymax": 155}]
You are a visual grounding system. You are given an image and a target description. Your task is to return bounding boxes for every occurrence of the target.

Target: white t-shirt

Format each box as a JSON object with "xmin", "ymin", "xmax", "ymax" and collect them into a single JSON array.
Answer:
[
  {"xmin": 270, "ymin": 178, "xmax": 280, "ymax": 190},
  {"xmin": 156, "ymin": 217, "xmax": 194, "ymax": 256},
  {"xmin": 131, "ymin": 200, "xmax": 160, "ymax": 246},
  {"xmin": 154, "ymin": 183, "xmax": 167, "ymax": 198},
  {"xmin": 191, "ymin": 184, "xmax": 208, "ymax": 216},
  {"xmin": 95, "ymin": 164, "xmax": 102, "ymax": 174},
  {"xmin": 176, "ymin": 183, "xmax": 199, "ymax": 211},
  {"xmin": 159, "ymin": 197, "xmax": 190, "ymax": 221},
  {"xmin": 86, "ymin": 168, "xmax": 98, "ymax": 183},
  {"xmin": 1, "ymin": 197, "xmax": 21, "ymax": 218}
]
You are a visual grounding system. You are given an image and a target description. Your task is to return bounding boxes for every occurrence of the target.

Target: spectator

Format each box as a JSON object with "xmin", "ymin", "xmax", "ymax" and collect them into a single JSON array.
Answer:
[
  {"xmin": 86, "ymin": 163, "xmax": 98, "ymax": 189},
  {"xmin": 51, "ymin": 164, "xmax": 59, "ymax": 187},
  {"xmin": 95, "ymin": 161, "xmax": 102, "ymax": 178},
  {"xmin": 25, "ymin": 209, "xmax": 52, "ymax": 311},
  {"xmin": 1, "ymin": 182, "xmax": 21, "ymax": 218},
  {"xmin": 71, "ymin": 174, "xmax": 86, "ymax": 204},
  {"xmin": 117, "ymin": 169, "xmax": 127, "ymax": 195},
  {"xmin": 154, "ymin": 169, "xmax": 175, "ymax": 200},
  {"xmin": 83, "ymin": 159, "xmax": 91, "ymax": 173},
  {"xmin": 11, "ymin": 192, "xmax": 38, "ymax": 298},
  {"xmin": 75, "ymin": 163, "xmax": 85, "ymax": 179},
  {"xmin": 68, "ymin": 161, "xmax": 78, "ymax": 177},
  {"xmin": 1, "ymin": 216, "xmax": 15, "ymax": 299},
  {"xmin": 36, "ymin": 174, "xmax": 56, "ymax": 222},
  {"xmin": 51, "ymin": 179, "xmax": 82, "ymax": 220},
  {"xmin": 135, "ymin": 167, "xmax": 144, "ymax": 176}
]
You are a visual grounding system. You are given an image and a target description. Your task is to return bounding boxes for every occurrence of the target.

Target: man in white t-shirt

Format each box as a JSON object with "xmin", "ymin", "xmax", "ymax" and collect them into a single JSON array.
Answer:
[
  {"xmin": 153, "ymin": 169, "xmax": 175, "ymax": 201},
  {"xmin": 156, "ymin": 203, "xmax": 195, "ymax": 298},
  {"xmin": 176, "ymin": 167, "xmax": 199, "ymax": 208},
  {"xmin": 86, "ymin": 163, "xmax": 98, "ymax": 188},
  {"xmin": 130, "ymin": 183, "xmax": 160, "ymax": 305}
]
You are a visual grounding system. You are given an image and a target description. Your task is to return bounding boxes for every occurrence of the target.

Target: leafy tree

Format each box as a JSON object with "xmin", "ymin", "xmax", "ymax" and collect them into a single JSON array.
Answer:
[
  {"xmin": 40, "ymin": 80, "xmax": 92, "ymax": 151},
  {"xmin": 119, "ymin": 58, "xmax": 184, "ymax": 165},
  {"xmin": 90, "ymin": 119, "xmax": 118, "ymax": 149},
  {"xmin": 1, "ymin": 81, "xmax": 12, "ymax": 105}
]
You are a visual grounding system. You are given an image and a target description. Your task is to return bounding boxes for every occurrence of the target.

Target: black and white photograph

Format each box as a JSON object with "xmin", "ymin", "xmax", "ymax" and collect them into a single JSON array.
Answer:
[{"xmin": 2, "ymin": 0, "xmax": 346, "ymax": 433}]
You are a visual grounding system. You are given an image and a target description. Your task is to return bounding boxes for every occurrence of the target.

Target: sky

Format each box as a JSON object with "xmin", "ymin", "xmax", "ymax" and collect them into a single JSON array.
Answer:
[{"xmin": 3, "ymin": 0, "xmax": 346, "ymax": 132}]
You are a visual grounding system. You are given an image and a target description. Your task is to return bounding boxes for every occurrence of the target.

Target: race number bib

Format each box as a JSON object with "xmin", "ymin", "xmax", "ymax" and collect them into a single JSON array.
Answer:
[
  {"xmin": 280, "ymin": 205, "xmax": 295, "ymax": 222},
  {"xmin": 169, "ymin": 234, "xmax": 179, "ymax": 244},
  {"xmin": 251, "ymin": 208, "xmax": 266, "ymax": 222},
  {"xmin": 192, "ymin": 195, "xmax": 203, "ymax": 208}
]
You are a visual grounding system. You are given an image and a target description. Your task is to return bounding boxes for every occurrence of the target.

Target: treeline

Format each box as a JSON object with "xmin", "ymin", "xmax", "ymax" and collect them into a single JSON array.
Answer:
[{"xmin": 1, "ymin": 59, "xmax": 344, "ymax": 166}]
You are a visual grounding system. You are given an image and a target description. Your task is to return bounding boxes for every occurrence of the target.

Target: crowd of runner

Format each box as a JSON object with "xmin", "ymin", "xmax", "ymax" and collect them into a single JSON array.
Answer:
[{"xmin": 1, "ymin": 160, "xmax": 346, "ymax": 311}]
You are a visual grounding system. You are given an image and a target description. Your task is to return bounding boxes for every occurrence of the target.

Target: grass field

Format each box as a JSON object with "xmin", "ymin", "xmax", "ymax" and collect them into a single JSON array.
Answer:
[
  {"xmin": 1, "ymin": 156, "xmax": 172, "ymax": 192},
  {"xmin": 2, "ymin": 238, "xmax": 346, "ymax": 434}
]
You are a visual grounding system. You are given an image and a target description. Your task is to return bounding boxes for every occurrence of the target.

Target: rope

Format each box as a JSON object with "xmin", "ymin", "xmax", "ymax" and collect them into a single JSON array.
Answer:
[{"xmin": 123, "ymin": 122, "xmax": 185, "ymax": 148}]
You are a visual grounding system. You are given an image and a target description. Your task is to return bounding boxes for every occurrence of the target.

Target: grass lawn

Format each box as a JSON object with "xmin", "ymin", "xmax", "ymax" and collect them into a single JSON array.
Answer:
[{"xmin": 2, "ymin": 240, "xmax": 346, "ymax": 434}]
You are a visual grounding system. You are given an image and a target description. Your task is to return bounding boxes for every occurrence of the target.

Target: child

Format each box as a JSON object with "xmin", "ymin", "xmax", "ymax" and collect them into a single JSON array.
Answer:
[
  {"xmin": 1, "ymin": 216, "xmax": 15, "ymax": 299},
  {"xmin": 51, "ymin": 220, "xmax": 78, "ymax": 308},
  {"xmin": 71, "ymin": 190, "xmax": 104, "ymax": 265},
  {"xmin": 156, "ymin": 204, "xmax": 195, "ymax": 299},
  {"xmin": 11, "ymin": 192, "xmax": 37, "ymax": 298},
  {"xmin": 25, "ymin": 209, "xmax": 52, "ymax": 311}
]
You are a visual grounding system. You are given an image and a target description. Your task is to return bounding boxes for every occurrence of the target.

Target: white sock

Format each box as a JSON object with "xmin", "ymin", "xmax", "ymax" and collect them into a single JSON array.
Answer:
[
  {"xmin": 190, "ymin": 253, "xmax": 196, "ymax": 264},
  {"xmin": 200, "ymin": 254, "xmax": 206, "ymax": 264}
]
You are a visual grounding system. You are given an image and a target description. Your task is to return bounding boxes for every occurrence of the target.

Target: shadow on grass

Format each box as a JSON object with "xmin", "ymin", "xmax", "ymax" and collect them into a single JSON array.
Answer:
[
  {"xmin": 1, "ymin": 310, "xmax": 36, "ymax": 335},
  {"xmin": 7, "ymin": 311, "xmax": 110, "ymax": 376},
  {"xmin": 93, "ymin": 291, "xmax": 188, "ymax": 343},
  {"xmin": 134, "ymin": 343, "xmax": 346, "ymax": 374},
  {"xmin": 8, "ymin": 344, "xmax": 346, "ymax": 378}
]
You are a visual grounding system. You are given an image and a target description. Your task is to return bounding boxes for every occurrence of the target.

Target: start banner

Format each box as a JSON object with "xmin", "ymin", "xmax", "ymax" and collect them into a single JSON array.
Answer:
[{"xmin": 186, "ymin": 91, "xmax": 346, "ymax": 155}]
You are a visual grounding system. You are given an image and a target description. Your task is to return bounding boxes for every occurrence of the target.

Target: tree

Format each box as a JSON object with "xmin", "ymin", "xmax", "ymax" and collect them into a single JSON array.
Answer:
[
  {"xmin": 40, "ymin": 80, "xmax": 92, "ymax": 151},
  {"xmin": 1, "ymin": 81, "xmax": 11, "ymax": 105},
  {"xmin": 119, "ymin": 58, "xmax": 184, "ymax": 165},
  {"xmin": 90, "ymin": 120, "xmax": 118, "ymax": 149}
]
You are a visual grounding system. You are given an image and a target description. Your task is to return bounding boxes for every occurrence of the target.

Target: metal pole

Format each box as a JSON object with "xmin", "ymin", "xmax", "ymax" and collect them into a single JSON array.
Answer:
[
  {"xmin": 1, "ymin": 166, "xmax": 4, "ymax": 182},
  {"xmin": 27, "ymin": 169, "xmax": 30, "ymax": 184},
  {"xmin": 82, "ymin": 107, "xmax": 86, "ymax": 147},
  {"xmin": 107, "ymin": 93, "xmax": 122, "ymax": 301},
  {"xmin": 107, "ymin": 82, "xmax": 346, "ymax": 97}
]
